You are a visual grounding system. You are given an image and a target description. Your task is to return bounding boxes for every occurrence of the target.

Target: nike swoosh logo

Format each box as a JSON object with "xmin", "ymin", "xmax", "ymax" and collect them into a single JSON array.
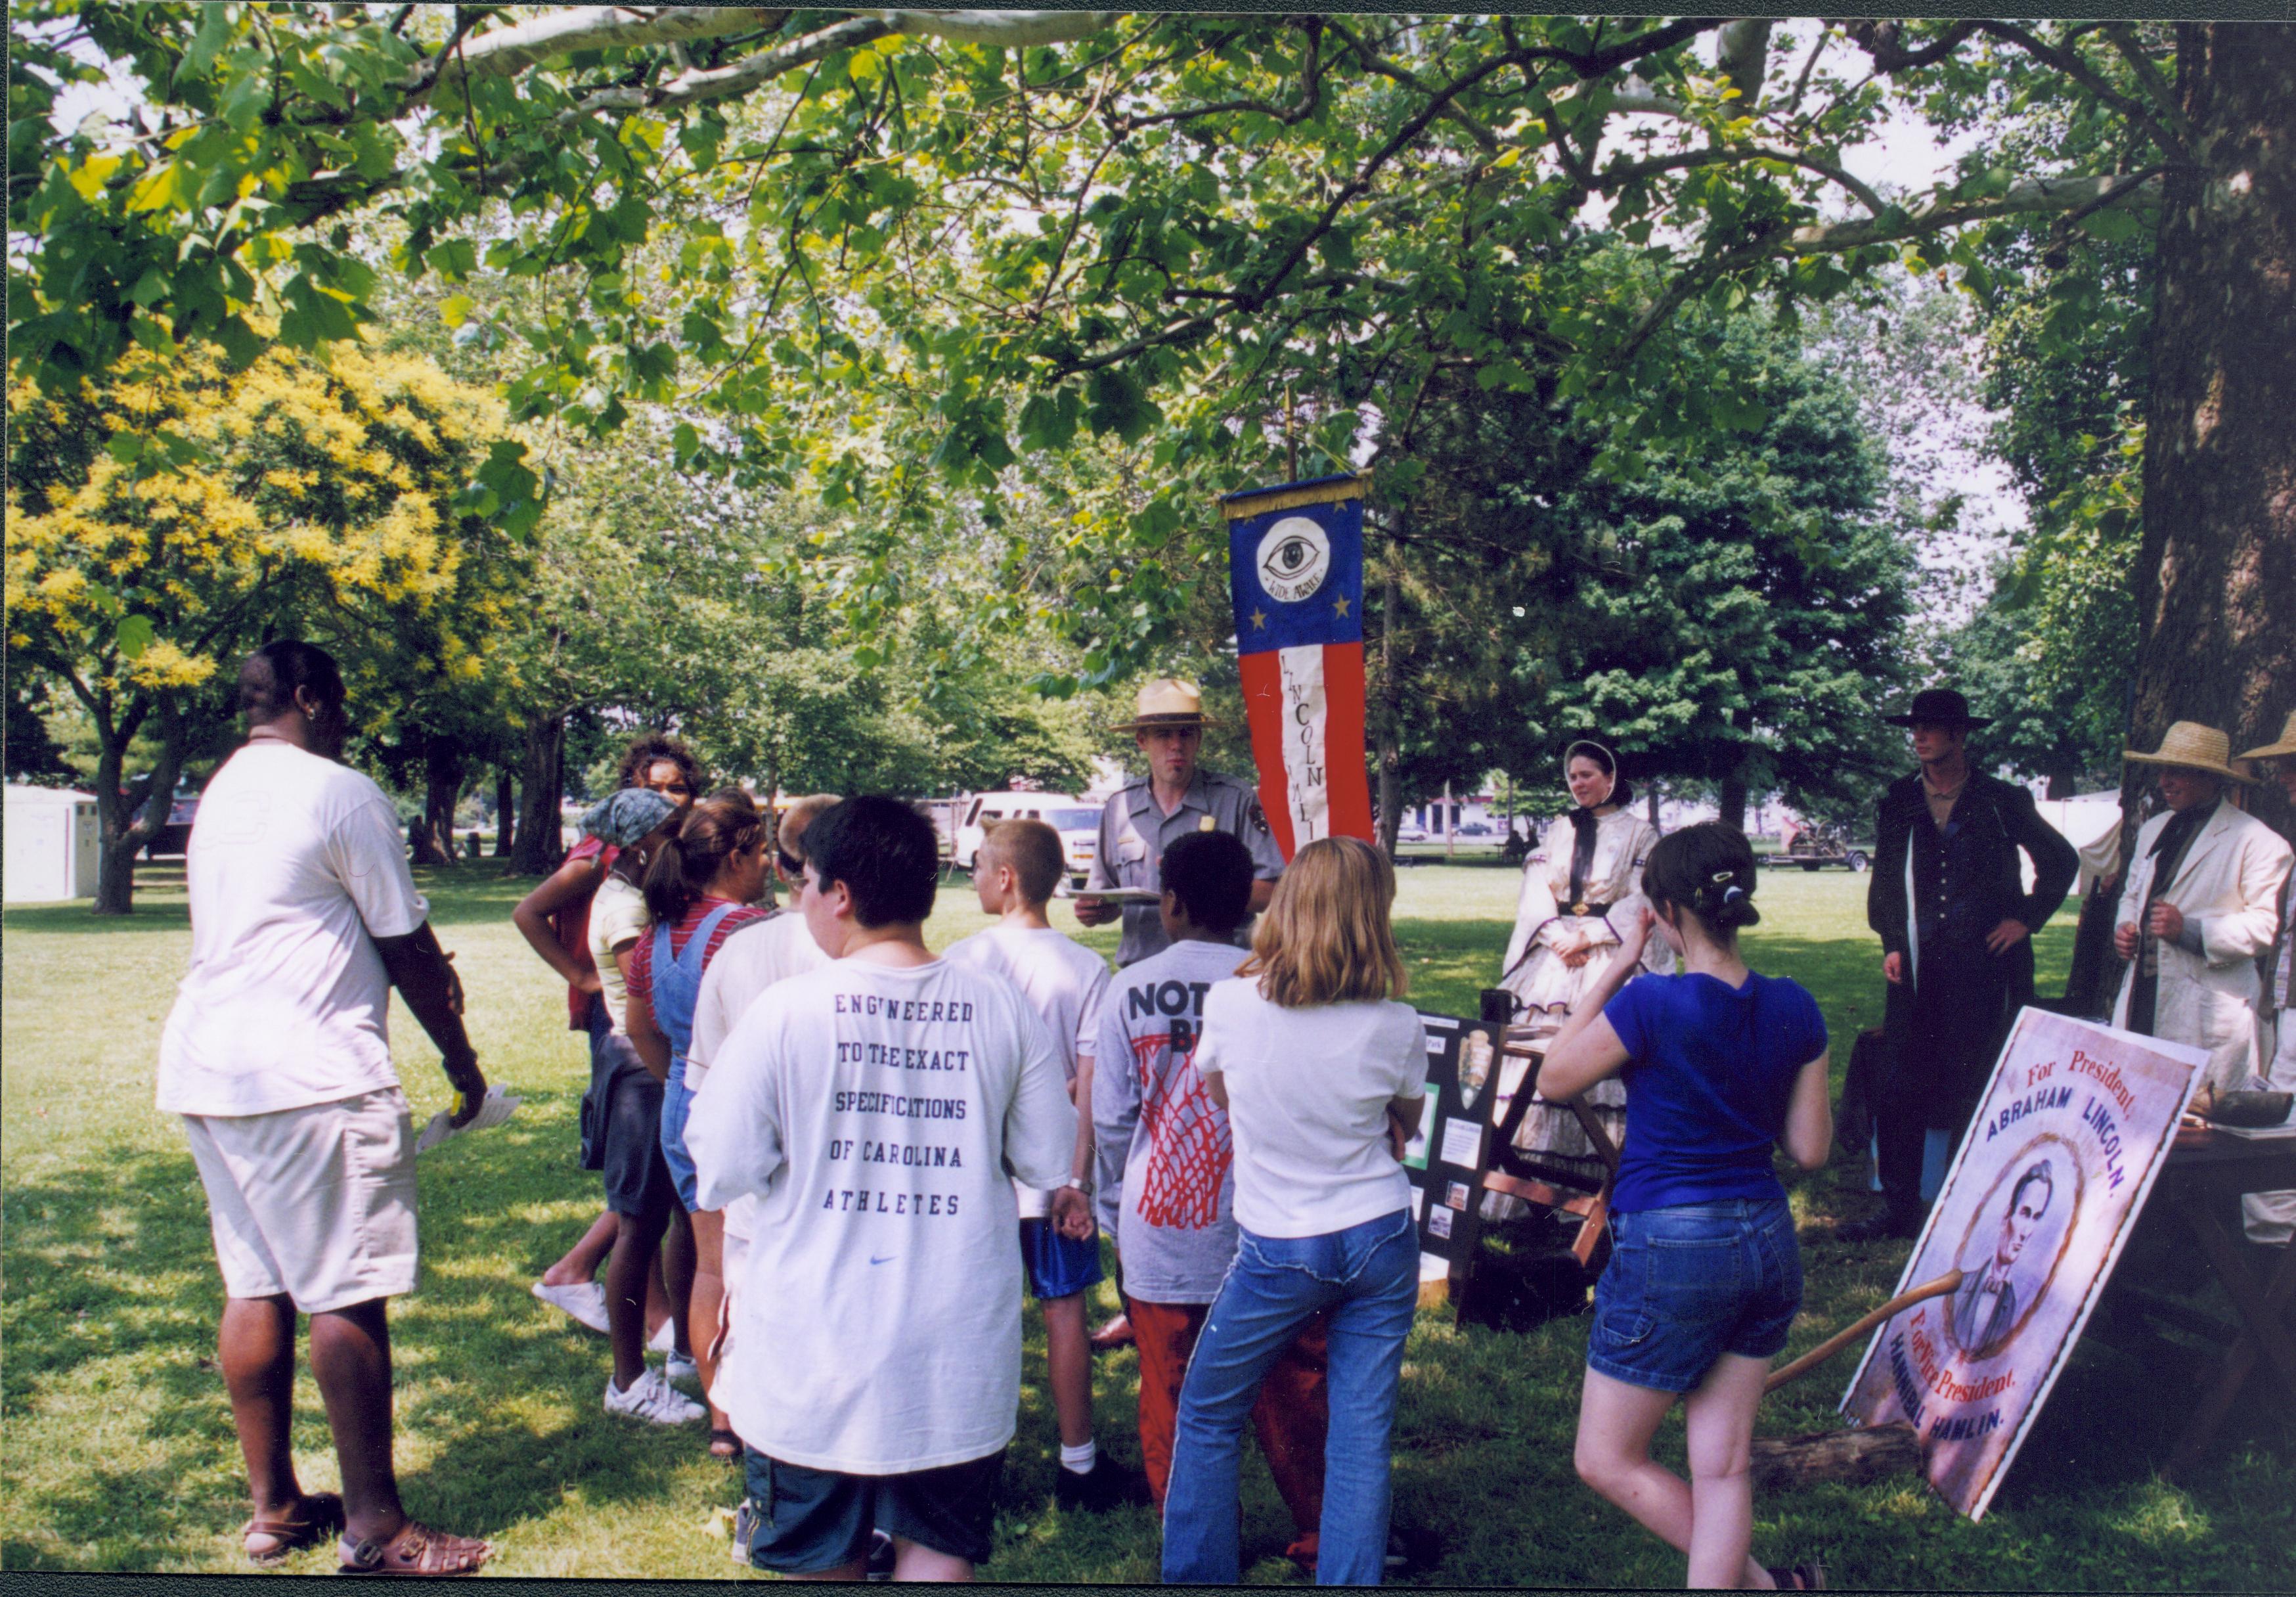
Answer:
[{"xmin": 870, "ymin": 1254, "xmax": 897, "ymax": 1266}]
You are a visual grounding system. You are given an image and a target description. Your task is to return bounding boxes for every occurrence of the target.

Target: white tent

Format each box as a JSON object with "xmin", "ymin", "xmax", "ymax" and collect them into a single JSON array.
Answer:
[
  {"xmin": 2031, "ymin": 790, "xmax": 2125, "ymax": 894},
  {"xmin": 5, "ymin": 785, "xmax": 102, "ymax": 903}
]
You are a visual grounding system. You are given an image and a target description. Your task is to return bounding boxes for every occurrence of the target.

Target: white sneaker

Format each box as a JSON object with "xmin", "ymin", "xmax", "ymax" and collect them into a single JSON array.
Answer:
[
  {"xmin": 532, "ymin": 1279, "xmax": 610, "ymax": 1334},
  {"xmin": 648, "ymin": 1318, "xmax": 675, "ymax": 1353},
  {"xmin": 605, "ymin": 1366, "xmax": 705, "ymax": 1426},
  {"xmin": 666, "ymin": 1349, "xmax": 699, "ymax": 1385}
]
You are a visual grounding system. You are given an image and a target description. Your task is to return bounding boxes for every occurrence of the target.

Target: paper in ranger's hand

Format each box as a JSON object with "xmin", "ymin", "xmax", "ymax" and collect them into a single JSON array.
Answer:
[{"xmin": 416, "ymin": 1084, "xmax": 521, "ymax": 1154}]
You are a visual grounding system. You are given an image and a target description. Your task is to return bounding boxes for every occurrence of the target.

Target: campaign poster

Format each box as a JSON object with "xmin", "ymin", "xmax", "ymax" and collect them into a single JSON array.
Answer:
[{"xmin": 1839, "ymin": 1009, "xmax": 2207, "ymax": 1519}]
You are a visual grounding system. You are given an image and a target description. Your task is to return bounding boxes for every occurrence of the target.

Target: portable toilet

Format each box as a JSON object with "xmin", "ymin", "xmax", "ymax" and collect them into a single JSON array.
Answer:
[{"xmin": 4, "ymin": 785, "xmax": 102, "ymax": 903}]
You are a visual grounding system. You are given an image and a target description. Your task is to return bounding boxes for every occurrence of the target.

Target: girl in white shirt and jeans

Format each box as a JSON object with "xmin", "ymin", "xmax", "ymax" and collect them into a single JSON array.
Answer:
[{"xmin": 1162, "ymin": 838, "xmax": 1428, "ymax": 1586}]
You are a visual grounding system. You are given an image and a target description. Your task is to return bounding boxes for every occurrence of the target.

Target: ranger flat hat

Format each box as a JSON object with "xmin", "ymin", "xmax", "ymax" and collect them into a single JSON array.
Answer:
[
  {"xmin": 1881, "ymin": 686, "xmax": 1991, "ymax": 729},
  {"xmin": 1113, "ymin": 678, "xmax": 1214, "ymax": 733},
  {"xmin": 2236, "ymin": 710, "xmax": 2296, "ymax": 763},
  {"xmin": 2124, "ymin": 720, "xmax": 2255, "ymax": 783}
]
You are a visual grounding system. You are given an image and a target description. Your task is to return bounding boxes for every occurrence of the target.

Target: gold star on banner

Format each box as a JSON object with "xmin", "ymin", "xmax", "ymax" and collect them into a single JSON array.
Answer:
[
  {"xmin": 1250, "ymin": 607, "xmax": 1268, "ymax": 630},
  {"xmin": 1333, "ymin": 594, "xmax": 1351, "ymax": 618}
]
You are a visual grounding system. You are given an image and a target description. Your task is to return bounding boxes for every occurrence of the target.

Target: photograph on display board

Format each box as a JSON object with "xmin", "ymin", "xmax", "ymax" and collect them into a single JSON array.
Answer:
[{"xmin": 1840, "ymin": 1009, "xmax": 2208, "ymax": 1520}]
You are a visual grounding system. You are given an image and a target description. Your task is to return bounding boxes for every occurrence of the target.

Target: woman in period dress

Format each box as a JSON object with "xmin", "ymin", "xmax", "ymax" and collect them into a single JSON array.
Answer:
[{"xmin": 1497, "ymin": 740, "xmax": 1670, "ymax": 1171}]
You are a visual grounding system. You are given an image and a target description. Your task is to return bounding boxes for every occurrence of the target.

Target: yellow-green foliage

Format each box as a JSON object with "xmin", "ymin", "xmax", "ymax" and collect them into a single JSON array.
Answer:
[{"xmin": 5, "ymin": 332, "xmax": 516, "ymax": 706}]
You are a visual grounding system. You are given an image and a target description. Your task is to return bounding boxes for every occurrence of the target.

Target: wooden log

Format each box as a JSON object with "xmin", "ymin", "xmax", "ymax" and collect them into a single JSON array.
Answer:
[{"xmin": 1749, "ymin": 1422, "xmax": 1924, "ymax": 1491}]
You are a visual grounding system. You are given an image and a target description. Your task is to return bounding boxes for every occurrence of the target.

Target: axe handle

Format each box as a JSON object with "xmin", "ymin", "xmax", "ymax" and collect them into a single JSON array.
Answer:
[{"xmin": 1765, "ymin": 1269, "xmax": 1965, "ymax": 1395}]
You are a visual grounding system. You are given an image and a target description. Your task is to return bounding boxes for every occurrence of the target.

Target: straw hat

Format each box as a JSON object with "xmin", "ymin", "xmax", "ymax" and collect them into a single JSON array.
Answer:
[
  {"xmin": 2123, "ymin": 721, "xmax": 2255, "ymax": 783},
  {"xmin": 1112, "ymin": 678, "xmax": 1213, "ymax": 733},
  {"xmin": 2236, "ymin": 710, "xmax": 2296, "ymax": 763}
]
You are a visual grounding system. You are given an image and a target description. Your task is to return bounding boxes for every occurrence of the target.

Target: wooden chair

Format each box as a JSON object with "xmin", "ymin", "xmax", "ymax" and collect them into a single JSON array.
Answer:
[{"xmin": 1477, "ymin": 1022, "xmax": 1621, "ymax": 1272}]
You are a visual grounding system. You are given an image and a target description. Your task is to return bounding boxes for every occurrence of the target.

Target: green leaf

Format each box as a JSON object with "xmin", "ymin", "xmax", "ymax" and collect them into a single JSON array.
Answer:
[
  {"xmin": 212, "ymin": 314, "xmax": 263, "ymax": 368},
  {"xmin": 115, "ymin": 614, "xmax": 155, "ymax": 660},
  {"xmin": 173, "ymin": 5, "xmax": 238, "ymax": 89},
  {"xmin": 106, "ymin": 434, "xmax": 145, "ymax": 465},
  {"xmin": 441, "ymin": 293, "xmax": 475, "ymax": 328},
  {"xmin": 426, "ymin": 238, "xmax": 478, "ymax": 281}
]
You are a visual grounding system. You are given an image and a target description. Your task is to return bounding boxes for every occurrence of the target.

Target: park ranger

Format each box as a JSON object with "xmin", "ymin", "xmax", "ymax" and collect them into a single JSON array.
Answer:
[{"xmin": 1074, "ymin": 679, "xmax": 1286, "ymax": 969}]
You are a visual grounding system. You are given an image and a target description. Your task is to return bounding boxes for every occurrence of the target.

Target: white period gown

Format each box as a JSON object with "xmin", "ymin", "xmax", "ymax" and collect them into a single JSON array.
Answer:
[{"xmin": 1495, "ymin": 807, "xmax": 1671, "ymax": 1164}]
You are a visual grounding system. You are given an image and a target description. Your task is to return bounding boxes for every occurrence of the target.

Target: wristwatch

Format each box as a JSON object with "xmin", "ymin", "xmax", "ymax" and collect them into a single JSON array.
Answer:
[{"xmin": 1059, "ymin": 1175, "xmax": 1092, "ymax": 1194}]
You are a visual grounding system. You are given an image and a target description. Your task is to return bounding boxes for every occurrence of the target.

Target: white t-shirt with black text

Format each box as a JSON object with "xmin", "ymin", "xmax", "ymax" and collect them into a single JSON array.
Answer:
[
  {"xmin": 686, "ymin": 956, "xmax": 1076, "ymax": 1473},
  {"xmin": 158, "ymin": 741, "xmax": 429, "ymax": 1117},
  {"xmin": 1193, "ymin": 979, "xmax": 1428, "ymax": 1240}
]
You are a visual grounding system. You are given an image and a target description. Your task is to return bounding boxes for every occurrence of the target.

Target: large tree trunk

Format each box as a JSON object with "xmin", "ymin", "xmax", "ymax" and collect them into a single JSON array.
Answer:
[
  {"xmin": 1716, "ymin": 763, "xmax": 1749, "ymax": 833},
  {"xmin": 412, "ymin": 734, "xmax": 465, "ymax": 867},
  {"xmin": 512, "ymin": 711, "xmax": 567, "ymax": 874},
  {"xmin": 2127, "ymin": 24, "xmax": 2296, "ymax": 843},
  {"xmin": 89, "ymin": 701, "xmax": 185, "ymax": 916},
  {"xmin": 493, "ymin": 767, "xmax": 515, "ymax": 857}
]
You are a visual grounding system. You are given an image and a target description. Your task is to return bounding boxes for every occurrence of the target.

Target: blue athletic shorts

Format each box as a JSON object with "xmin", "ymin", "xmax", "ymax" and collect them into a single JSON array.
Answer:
[
  {"xmin": 1586, "ymin": 1196, "xmax": 1802, "ymax": 1393},
  {"xmin": 1019, "ymin": 1217, "xmax": 1103, "ymax": 1301},
  {"xmin": 743, "ymin": 1447, "xmax": 1004, "ymax": 1572}
]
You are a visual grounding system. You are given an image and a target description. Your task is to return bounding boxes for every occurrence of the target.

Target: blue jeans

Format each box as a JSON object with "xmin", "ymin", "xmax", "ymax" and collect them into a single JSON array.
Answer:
[{"xmin": 1162, "ymin": 1209, "xmax": 1418, "ymax": 1586}]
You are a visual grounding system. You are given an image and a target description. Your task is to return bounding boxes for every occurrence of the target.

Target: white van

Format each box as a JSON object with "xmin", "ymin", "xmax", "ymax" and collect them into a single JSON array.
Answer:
[{"xmin": 954, "ymin": 792, "xmax": 1103, "ymax": 889}]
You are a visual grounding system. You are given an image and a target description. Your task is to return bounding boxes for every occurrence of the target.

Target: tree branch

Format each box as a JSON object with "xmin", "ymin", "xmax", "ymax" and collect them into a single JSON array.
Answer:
[{"xmin": 1969, "ymin": 20, "xmax": 2193, "ymax": 164}]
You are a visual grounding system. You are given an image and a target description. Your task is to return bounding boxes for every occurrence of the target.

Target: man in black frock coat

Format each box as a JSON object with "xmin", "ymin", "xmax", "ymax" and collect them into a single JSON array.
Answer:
[{"xmin": 1851, "ymin": 688, "xmax": 2081, "ymax": 1241}]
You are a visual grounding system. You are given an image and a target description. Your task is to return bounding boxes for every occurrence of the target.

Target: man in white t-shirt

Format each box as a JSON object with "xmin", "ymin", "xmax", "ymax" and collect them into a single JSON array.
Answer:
[
  {"xmin": 157, "ymin": 641, "xmax": 490, "ymax": 1576},
  {"xmin": 944, "ymin": 819, "xmax": 1129, "ymax": 1512},
  {"xmin": 687, "ymin": 796, "xmax": 1076, "ymax": 1581}
]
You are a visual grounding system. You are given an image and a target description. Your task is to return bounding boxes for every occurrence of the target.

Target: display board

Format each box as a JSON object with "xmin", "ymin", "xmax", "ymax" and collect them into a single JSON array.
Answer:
[
  {"xmin": 1840, "ymin": 1008, "xmax": 2207, "ymax": 1519},
  {"xmin": 1405, "ymin": 1010, "xmax": 1507, "ymax": 1276}
]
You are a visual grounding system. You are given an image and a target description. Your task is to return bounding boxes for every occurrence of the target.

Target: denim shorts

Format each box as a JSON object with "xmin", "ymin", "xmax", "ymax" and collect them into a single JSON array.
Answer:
[
  {"xmin": 1587, "ymin": 1196, "xmax": 1802, "ymax": 1393},
  {"xmin": 658, "ymin": 1061, "xmax": 699, "ymax": 1213},
  {"xmin": 743, "ymin": 1447, "xmax": 1003, "ymax": 1572}
]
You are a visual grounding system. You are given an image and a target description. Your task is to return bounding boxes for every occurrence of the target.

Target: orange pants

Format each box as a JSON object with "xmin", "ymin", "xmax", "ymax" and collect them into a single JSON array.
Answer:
[{"xmin": 1128, "ymin": 1295, "xmax": 1328, "ymax": 1558}]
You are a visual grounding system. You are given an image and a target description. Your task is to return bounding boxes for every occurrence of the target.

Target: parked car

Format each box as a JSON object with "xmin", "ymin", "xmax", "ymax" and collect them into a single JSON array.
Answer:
[
  {"xmin": 1394, "ymin": 822, "xmax": 1430, "ymax": 843},
  {"xmin": 1455, "ymin": 821, "xmax": 1495, "ymax": 838},
  {"xmin": 952, "ymin": 792, "xmax": 1101, "ymax": 889},
  {"xmin": 132, "ymin": 784, "xmax": 200, "ymax": 858}
]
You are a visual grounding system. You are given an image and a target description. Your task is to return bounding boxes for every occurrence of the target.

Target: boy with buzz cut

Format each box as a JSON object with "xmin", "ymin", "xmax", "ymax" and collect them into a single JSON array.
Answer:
[
  {"xmin": 1092, "ymin": 829, "xmax": 1331, "ymax": 1567},
  {"xmin": 686, "ymin": 796, "xmax": 1076, "ymax": 1582},
  {"xmin": 943, "ymin": 819, "xmax": 1135, "ymax": 1512}
]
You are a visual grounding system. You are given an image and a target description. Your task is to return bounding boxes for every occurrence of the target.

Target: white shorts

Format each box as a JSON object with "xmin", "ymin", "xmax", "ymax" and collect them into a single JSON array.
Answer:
[{"xmin": 183, "ymin": 1088, "xmax": 418, "ymax": 1313}]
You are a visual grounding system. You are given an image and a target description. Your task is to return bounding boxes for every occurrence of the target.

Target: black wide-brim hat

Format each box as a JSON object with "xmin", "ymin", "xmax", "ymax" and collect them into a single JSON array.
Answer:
[{"xmin": 1881, "ymin": 687, "xmax": 1991, "ymax": 729}]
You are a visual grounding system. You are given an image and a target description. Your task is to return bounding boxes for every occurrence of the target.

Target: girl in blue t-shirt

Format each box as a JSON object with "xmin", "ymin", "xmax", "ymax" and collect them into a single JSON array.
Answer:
[{"xmin": 1542, "ymin": 822, "xmax": 1833, "ymax": 1590}]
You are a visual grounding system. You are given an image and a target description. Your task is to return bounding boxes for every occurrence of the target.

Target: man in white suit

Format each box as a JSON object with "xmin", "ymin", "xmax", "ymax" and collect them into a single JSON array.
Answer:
[
  {"xmin": 2234, "ymin": 712, "xmax": 2296, "ymax": 1245},
  {"xmin": 2112, "ymin": 722, "xmax": 2293, "ymax": 1097}
]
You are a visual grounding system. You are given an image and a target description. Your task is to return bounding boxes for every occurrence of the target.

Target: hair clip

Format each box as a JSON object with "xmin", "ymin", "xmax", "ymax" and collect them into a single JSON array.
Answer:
[{"xmin": 1710, "ymin": 870, "xmax": 1735, "ymax": 884}]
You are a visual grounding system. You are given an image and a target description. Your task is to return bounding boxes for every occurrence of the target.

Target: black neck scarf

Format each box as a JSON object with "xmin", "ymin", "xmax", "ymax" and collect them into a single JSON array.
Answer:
[
  {"xmin": 2127, "ymin": 798, "xmax": 2217, "ymax": 1036},
  {"xmin": 1565, "ymin": 807, "xmax": 1602, "ymax": 909}
]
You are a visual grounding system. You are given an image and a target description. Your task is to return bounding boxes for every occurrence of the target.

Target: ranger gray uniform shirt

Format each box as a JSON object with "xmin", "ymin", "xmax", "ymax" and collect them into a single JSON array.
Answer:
[{"xmin": 1086, "ymin": 770, "xmax": 1285, "ymax": 966}]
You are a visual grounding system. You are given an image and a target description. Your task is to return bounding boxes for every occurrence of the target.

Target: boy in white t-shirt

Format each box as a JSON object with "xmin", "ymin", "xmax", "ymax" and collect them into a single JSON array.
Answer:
[
  {"xmin": 686, "ymin": 797, "xmax": 1075, "ymax": 1581},
  {"xmin": 682, "ymin": 794, "xmax": 837, "ymax": 1464},
  {"xmin": 943, "ymin": 820, "xmax": 1133, "ymax": 1512}
]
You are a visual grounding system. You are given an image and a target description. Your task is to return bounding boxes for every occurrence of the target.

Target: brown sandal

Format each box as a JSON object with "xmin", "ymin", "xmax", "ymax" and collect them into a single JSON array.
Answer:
[
  {"xmin": 338, "ymin": 1519, "xmax": 492, "ymax": 1577},
  {"xmin": 242, "ymin": 1492, "xmax": 344, "ymax": 1565},
  {"xmin": 1768, "ymin": 1560, "xmax": 1828, "ymax": 1590}
]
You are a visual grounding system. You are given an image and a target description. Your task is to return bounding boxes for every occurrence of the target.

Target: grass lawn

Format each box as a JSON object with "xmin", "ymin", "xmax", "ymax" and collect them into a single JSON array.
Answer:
[{"xmin": 4, "ymin": 859, "xmax": 2291, "ymax": 1584}]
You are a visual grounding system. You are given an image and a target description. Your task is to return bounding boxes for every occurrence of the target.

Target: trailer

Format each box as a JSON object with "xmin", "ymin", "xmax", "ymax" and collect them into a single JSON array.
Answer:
[{"xmin": 1779, "ymin": 824, "xmax": 1870, "ymax": 872}]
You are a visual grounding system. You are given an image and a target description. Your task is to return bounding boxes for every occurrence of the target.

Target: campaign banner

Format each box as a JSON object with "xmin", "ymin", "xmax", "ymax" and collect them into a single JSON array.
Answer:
[
  {"xmin": 1839, "ymin": 1008, "xmax": 2207, "ymax": 1519},
  {"xmin": 1223, "ymin": 474, "xmax": 1374, "ymax": 858}
]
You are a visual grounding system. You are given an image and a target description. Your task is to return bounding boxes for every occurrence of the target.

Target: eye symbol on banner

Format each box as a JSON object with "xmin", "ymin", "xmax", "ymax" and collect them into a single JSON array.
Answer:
[{"xmin": 1256, "ymin": 516, "xmax": 1331, "ymax": 604}]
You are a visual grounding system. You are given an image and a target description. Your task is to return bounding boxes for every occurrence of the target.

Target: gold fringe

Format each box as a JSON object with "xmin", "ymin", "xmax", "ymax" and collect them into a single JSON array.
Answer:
[{"xmin": 1218, "ymin": 474, "xmax": 1368, "ymax": 520}]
